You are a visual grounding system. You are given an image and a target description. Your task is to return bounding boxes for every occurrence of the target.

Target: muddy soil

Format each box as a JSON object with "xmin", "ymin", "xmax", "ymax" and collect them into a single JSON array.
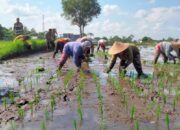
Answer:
[{"xmin": 0, "ymin": 47, "xmax": 180, "ymax": 130}]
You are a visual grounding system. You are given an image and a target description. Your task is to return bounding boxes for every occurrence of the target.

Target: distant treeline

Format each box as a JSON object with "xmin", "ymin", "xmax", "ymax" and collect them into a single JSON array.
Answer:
[{"xmin": 94, "ymin": 35, "xmax": 177, "ymax": 45}]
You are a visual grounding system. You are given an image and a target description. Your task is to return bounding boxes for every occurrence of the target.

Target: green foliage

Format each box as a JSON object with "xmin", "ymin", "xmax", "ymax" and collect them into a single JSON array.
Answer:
[
  {"xmin": 165, "ymin": 113, "xmax": 170, "ymax": 130},
  {"xmin": 73, "ymin": 120, "xmax": 78, "ymax": 130},
  {"xmin": 0, "ymin": 40, "xmax": 46, "ymax": 60},
  {"xmin": 62, "ymin": 0, "xmax": 101, "ymax": 36},
  {"xmin": 130, "ymin": 105, "xmax": 136, "ymax": 121},
  {"xmin": 40, "ymin": 120, "xmax": 46, "ymax": 130},
  {"xmin": 134, "ymin": 120, "xmax": 139, "ymax": 130},
  {"xmin": 18, "ymin": 108, "xmax": 25, "ymax": 121},
  {"xmin": 10, "ymin": 120, "xmax": 16, "ymax": 130},
  {"xmin": 0, "ymin": 24, "xmax": 14, "ymax": 40},
  {"xmin": 156, "ymin": 104, "xmax": 161, "ymax": 120},
  {"xmin": 3, "ymin": 97, "xmax": 7, "ymax": 110},
  {"xmin": 50, "ymin": 95, "xmax": 56, "ymax": 116}
]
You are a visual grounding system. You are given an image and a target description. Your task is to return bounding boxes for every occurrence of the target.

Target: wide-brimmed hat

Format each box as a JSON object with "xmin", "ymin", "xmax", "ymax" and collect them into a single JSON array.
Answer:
[
  {"xmin": 77, "ymin": 36, "xmax": 92, "ymax": 42},
  {"xmin": 81, "ymin": 40, "xmax": 92, "ymax": 50},
  {"xmin": 108, "ymin": 42, "xmax": 129, "ymax": 55},
  {"xmin": 171, "ymin": 41, "xmax": 180, "ymax": 52}
]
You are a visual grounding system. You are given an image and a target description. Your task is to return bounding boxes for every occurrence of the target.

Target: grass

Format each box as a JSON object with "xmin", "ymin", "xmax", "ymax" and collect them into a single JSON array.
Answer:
[
  {"xmin": 10, "ymin": 120, "xmax": 16, "ymax": 130},
  {"xmin": 0, "ymin": 39, "xmax": 46, "ymax": 60},
  {"xmin": 130, "ymin": 105, "xmax": 136, "ymax": 121},
  {"xmin": 165, "ymin": 113, "xmax": 170, "ymax": 130}
]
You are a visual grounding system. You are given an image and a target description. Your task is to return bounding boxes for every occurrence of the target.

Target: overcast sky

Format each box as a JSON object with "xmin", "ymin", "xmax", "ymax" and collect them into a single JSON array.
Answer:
[{"xmin": 0, "ymin": 0, "xmax": 180, "ymax": 40}]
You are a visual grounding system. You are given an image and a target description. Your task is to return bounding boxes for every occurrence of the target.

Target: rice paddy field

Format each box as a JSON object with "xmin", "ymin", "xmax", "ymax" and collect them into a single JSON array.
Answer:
[
  {"xmin": 0, "ymin": 46, "xmax": 180, "ymax": 130},
  {"xmin": 0, "ymin": 40, "xmax": 46, "ymax": 60}
]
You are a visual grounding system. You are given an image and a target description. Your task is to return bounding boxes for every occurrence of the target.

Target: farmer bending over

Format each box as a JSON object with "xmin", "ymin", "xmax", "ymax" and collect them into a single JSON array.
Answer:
[
  {"xmin": 14, "ymin": 35, "xmax": 31, "ymax": 50},
  {"xmin": 58, "ymin": 41, "xmax": 92, "ymax": 72},
  {"xmin": 97, "ymin": 39, "xmax": 107, "ymax": 52},
  {"xmin": 97, "ymin": 39, "xmax": 108, "ymax": 59},
  {"xmin": 106, "ymin": 42, "xmax": 147, "ymax": 78},
  {"xmin": 154, "ymin": 41, "xmax": 180, "ymax": 64},
  {"xmin": 53, "ymin": 38, "xmax": 70, "ymax": 58}
]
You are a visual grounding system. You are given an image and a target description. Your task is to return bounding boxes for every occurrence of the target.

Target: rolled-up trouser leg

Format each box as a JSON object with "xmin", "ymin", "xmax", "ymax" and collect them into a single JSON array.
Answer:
[{"xmin": 133, "ymin": 54, "xmax": 143, "ymax": 75}]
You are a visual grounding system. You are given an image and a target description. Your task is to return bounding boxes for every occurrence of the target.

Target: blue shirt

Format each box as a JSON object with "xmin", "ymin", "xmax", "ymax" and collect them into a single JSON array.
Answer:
[{"xmin": 63, "ymin": 42, "xmax": 84, "ymax": 67}]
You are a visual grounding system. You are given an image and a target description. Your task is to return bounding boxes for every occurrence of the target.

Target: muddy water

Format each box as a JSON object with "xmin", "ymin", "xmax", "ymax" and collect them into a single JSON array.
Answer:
[{"xmin": 0, "ymin": 47, "xmax": 179, "ymax": 130}]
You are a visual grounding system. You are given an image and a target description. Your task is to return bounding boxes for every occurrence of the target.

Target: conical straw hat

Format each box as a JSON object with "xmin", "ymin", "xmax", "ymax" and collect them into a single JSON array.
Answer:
[
  {"xmin": 108, "ymin": 42, "xmax": 129, "ymax": 55},
  {"xmin": 171, "ymin": 41, "xmax": 180, "ymax": 52}
]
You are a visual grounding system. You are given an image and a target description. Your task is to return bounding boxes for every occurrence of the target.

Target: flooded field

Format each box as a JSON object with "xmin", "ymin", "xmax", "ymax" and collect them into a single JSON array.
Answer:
[{"xmin": 0, "ymin": 47, "xmax": 180, "ymax": 130}]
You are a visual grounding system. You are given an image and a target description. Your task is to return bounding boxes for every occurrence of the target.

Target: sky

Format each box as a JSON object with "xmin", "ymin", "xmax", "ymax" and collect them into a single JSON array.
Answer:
[{"xmin": 0, "ymin": 0, "xmax": 180, "ymax": 40}]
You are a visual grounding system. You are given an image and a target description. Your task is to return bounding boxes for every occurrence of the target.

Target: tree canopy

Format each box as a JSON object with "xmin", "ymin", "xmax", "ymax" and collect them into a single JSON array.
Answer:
[{"xmin": 62, "ymin": 0, "xmax": 101, "ymax": 36}]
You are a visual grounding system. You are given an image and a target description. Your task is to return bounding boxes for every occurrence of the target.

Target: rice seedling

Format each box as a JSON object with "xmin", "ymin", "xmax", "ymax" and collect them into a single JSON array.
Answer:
[
  {"xmin": 77, "ymin": 107, "xmax": 83, "ymax": 122},
  {"xmin": 172, "ymin": 98, "xmax": 176, "ymax": 111},
  {"xmin": 122, "ymin": 93, "xmax": 128, "ymax": 110},
  {"xmin": 165, "ymin": 113, "xmax": 170, "ymax": 130},
  {"xmin": 162, "ymin": 94, "xmax": 167, "ymax": 105},
  {"xmin": 33, "ymin": 93, "xmax": 40, "ymax": 105},
  {"xmin": 76, "ymin": 91, "xmax": 83, "ymax": 122},
  {"xmin": 50, "ymin": 95, "xmax": 56, "ymax": 118},
  {"xmin": 44, "ymin": 108, "xmax": 50, "ymax": 121},
  {"xmin": 134, "ymin": 119, "xmax": 139, "ymax": 130},
  {"xmin": 3, "ymin": 97, "xmax": 7, "ymax": 110},
  {"xmin": 29, "ymin": 102, "xmax": 34, "ymax": 117},
  {"xmin": 155, "ymin": 104, "xmax": 161, "ymax": 121},
  {"xmin": 63, "ymin": 70, "xmax": 74, "ymax": 91},
  {"xmin": 10, "ymin": 120, "xmax": 16, "ymax": 130},
  {"xmin": 9, "ymin": 91, "xmax": 15, "ymax": 104},
  {"xmin": 130, "ymin": 105, "xmax": 136, "ymax": 121},
  {"xmin": 18, "ymin": 108, "xmax": 25, "ymax": 121},
  {"xmin": 73, "ymin": 120, "xmax": 79, "ymax": 130},
  {"xmin": 40, "ymin": 120, "xmax": 46, "ymax": 130},
  {"xmin": 30, "ymin": 80, "xmax": 33, "ymax": 90}
]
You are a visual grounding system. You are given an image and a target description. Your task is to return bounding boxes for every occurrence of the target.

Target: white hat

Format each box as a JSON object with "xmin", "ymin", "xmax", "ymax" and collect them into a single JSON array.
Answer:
[{"xmin": 81, "ymin": 40, "xmax": 92, "ymax": 50}]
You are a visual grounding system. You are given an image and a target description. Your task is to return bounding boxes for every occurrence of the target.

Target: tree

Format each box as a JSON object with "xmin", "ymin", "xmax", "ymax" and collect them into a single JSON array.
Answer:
[
  {"xmin": 0, "ymin": 24, "xmax": 14, "ymax": 40},
  {"xmin": 30, "ymin": 28, "xmax": 37, "ymax": 36},
  {"xmin": 62, "ymin": 0, "xmax": 101, "ymax": 36},
  {"xmin": 167, "ymin": 37, "xmax": 173, "ymax": 41},
  {"xmin": 142, "ymin": 36, "xmax": 153, "ymax": 43}
]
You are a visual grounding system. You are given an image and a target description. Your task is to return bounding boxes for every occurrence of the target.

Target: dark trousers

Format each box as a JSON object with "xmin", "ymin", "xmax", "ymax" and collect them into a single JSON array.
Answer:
[
  {"xmin": 47, "ymin": 40, "xmax": 55, "ymax": 50},
  {"xmin": 120, "ymin": 54, "xmax": 143, "ymax": 75}
]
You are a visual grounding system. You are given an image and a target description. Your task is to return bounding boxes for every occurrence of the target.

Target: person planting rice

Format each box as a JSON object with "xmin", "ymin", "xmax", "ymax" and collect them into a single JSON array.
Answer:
[
  {"xmin": 97, "ymin": 39, "xmax": 108, "ymax": 59},
  {"xmin": 97, "ymin": 39, "xmax": 107, "ymax": 52},
  {"xmin": 13, "ymin": 35, "xmax": 31, "ymax": 50},
  {"xmin": 52, "ymin": 38, "xmax": 70, "ymax": 58},
  {"xmin": 106, "ymin": 42, "xmax": 147, "ymax": 78},
  {"xmin": 154, "ymin": 41, "xmax": 180, "ymax": 64},
  {"xmin": 58, "ymin": 41, "xmax": 92, "ymax": 72}
]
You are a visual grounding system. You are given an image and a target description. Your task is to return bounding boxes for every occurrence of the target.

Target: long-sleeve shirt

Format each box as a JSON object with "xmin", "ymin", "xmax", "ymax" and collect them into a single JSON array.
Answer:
[
  {"xmin": 108, "ymin": 44, "xmax": 139, "ymax": 71},
  {"xmin": 59, "ymin": 42, "xmax": 84, "ymax": 68},
  {"xmin": 14, "ymin": 22, "xmax": 23, "ymax": 36},
  {"xmin": 159, "ymin": 42, "xmax": 176, "ymax": 60}
]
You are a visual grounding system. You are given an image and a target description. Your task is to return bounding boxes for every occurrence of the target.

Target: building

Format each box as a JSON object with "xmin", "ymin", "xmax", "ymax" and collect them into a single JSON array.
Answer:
[{"xmin": 59, "ymin": 33, "xmax": 80, "ymax": 41}]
